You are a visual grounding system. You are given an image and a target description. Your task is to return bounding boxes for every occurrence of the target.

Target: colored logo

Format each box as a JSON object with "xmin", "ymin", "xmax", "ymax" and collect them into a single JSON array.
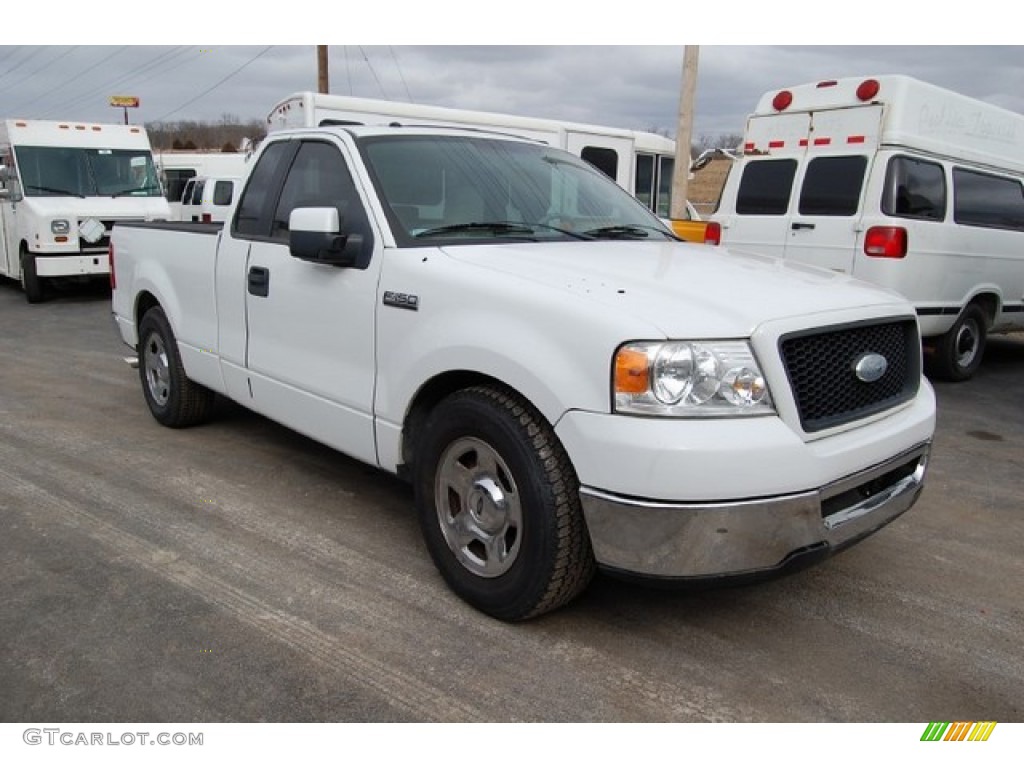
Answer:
[{"xmin": 921, "ymin": 722, "xmax": 997, "ymax": 742}]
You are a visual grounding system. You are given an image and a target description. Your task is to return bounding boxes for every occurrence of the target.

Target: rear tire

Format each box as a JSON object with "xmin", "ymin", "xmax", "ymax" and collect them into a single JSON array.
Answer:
[
  {"xmin": 926, "ymin": 304, "xmax": 987, "ymax": 382},
  {"xmin": 413, "ymin": 385, "xmax": 595, "ymax": 621},
  {"xmin": 137, "ymin": 306, "xmax": 216, "ymax": 427},
  {"xmin": 20, "ymin": 247, "xmax": 46, "ymax": 304}
]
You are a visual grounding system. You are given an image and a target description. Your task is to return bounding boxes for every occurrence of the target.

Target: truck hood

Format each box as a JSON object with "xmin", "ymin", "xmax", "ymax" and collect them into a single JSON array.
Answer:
[
  {"xmin": 442, "ymin": 240, "xmax": 908, "ymax": 338},
  {"xmin": 19, "ymin": 196, "xmax": 172, "ymax": 219}
]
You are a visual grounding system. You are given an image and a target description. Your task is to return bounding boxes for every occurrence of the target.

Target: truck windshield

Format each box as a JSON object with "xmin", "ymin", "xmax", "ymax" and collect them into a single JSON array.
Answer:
[
  {"xmin": 359, "ymin": 135, "xmax": 676, "ymax": 245},
  {"xmin": 14, "ymin": 145, "xmax": 163, "ymax": 199}
]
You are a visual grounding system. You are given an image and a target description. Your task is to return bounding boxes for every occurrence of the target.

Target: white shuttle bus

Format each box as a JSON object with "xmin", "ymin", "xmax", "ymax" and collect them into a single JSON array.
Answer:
[
  {"xmin": 0, "ymin": 119, "xmax": 170, "ymax": 302},
  {"xmin": 266, "ymin": 92, "xmax": 712, "ymax": 241},
  {"xmin": 713, "ymin": 75, "xmax": 1024, "ymax": 380}
]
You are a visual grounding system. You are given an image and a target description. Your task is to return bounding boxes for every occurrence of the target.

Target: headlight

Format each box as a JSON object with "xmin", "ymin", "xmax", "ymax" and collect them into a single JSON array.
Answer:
[
  {"xmin": 614, "ymin": 340, "xmax": 774, "ymax": 417},
  {"xmin": 51, "ymin": 219, "xmax": 70, "ymax": 235}
]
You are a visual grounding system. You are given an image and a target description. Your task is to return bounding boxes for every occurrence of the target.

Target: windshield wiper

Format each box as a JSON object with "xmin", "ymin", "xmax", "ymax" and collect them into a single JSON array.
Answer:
[
  {"xmin": 110, "ymin": 184, "xmax": 160, "ymax": 198},
  {"xmin": 25, "ymin": 184, "xmax": 85, "ymax": 198},
  {"xmin": 414, "ymin": 221, "xmax": 538, "ymax": 239},
  {"xmin": 582, "ymin": 225, "xmax": 654, "ymax": 240},
  {"xmin": 414, "ymin": 220, "xmax": 592, "ymax": 241}
]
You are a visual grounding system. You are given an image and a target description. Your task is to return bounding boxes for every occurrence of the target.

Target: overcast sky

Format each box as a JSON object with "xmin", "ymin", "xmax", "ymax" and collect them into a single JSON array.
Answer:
[{"xmin": 1, "ymin": 39, "xmax": 1020, "ymax": 146}]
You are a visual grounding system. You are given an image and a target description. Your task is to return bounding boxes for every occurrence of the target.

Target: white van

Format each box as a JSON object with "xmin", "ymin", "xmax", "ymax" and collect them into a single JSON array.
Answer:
[
  {"xmin": 712, "ymin": 75, "xmax": 1024, "ymax": 380},
  {"xmin": 154, "ymin": 151, "xmax": 249, "ymax": 220},
  {"xmin": 179, "ymin": 175, "xmax": 240, "ymax": 223}
]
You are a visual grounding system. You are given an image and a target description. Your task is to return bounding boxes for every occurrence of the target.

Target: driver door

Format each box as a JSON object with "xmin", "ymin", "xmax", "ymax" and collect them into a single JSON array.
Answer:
[{"xmin": 241, "ymin": 138, "xmax": 382, "ymax": 467}]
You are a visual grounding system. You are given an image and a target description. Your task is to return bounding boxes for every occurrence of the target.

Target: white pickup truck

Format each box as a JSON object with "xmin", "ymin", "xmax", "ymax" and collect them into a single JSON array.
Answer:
[{"xmin": 110, "ymin": 124, "xmax": 936, "ymax": 621}]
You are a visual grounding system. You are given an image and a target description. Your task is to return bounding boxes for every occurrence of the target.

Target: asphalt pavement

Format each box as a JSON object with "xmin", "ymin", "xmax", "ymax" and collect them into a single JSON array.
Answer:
[{"xmin": 1, "ymin": 277, "xmax": 1021, "ymax": 723}]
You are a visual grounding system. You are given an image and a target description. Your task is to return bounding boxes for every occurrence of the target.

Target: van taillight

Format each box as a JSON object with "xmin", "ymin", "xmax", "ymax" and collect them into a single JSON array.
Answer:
[
  {"xmin": 864, "ymin": 226, "xmax": 907, "ymax": 258},
  {"xmin": 108, "ymin": 244, "xmax": 116, "ymax": 289},
  {"xmin": 703, "ymin": 221, "xmax": 721, "ymax": 246},
  {"xmin": 202, "ymin": 213, "xmax": 212, "ymax": 223}
]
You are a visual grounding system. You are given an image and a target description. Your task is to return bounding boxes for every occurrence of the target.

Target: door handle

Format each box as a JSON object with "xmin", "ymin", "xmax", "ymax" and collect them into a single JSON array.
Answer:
[
  {"xmin": 248, "ymin": 266, "xmax": 270, "ymax": 297},
  {"xmin": 791, "ymin": 222, "xmax": 816, "ymax": 231}
]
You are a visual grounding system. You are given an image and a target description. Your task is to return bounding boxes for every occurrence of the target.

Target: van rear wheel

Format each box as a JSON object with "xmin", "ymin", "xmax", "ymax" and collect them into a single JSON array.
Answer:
[{"xmin": 927, "ymin": 304, "xmax": 987, "ymax": 382}]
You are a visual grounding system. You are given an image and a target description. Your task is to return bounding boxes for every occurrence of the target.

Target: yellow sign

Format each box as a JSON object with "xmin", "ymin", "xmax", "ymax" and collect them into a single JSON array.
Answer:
[{"xmin": 109, "ymin": 96, "xmax": 140, "ymax": 108}]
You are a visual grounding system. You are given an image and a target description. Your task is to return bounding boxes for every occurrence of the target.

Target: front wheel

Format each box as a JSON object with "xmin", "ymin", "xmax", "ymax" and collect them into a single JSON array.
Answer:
[
  {"xmin": 413, "ymin": 385, "xmax": 595, "ymax": 621},
  {"xmin": 137, "ymin": 306, "xmax": 216, "ymax": 427},
  {"xmin": 20, "ymin": 247, "xmax": 46, "ymax": 303},
  {"xmin": 926, "ymin": 304, "xmax": 987, "ymax": 382}
]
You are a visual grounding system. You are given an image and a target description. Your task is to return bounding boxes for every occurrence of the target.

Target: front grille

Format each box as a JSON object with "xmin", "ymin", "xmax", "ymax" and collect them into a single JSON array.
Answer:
[
  {"xmin": 77, "ymin": 219, "xmax": 117, "ymax": 253},
  {"xmin": 780, "ymin": 318, "xmax": 920, "ymax": 433}
]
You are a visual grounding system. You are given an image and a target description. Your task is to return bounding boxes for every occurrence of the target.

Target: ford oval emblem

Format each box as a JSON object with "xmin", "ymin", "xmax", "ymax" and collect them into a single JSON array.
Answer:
[{"xmin": 854, "ymin": 352, "xmax": 888, "ymax": 383}]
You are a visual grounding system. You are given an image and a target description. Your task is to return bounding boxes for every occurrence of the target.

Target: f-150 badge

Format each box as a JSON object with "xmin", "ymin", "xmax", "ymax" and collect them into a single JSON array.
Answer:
[{"xmin": 383, "ymin": 291, "xmax": 419, "ymax": 311}]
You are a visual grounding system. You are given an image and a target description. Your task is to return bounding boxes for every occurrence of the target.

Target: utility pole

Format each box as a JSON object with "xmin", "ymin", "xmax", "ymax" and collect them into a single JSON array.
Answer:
[
  {"xmin": 670, "ymin": 46, "xmax": 699, "ymax": 220},
  {"xmin": 317, "ymin": 46, "xmax": 329, "ymax": 94}
]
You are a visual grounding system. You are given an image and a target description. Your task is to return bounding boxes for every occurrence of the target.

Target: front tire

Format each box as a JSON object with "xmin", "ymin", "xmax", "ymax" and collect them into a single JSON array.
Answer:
[
  {"xmin": 20, "ymin": 247, "xmax": 46, "ymax": 304},
  {"xmin": 137, "ymin": 306, "xmax": 215, "ymax": 427},
  {"xmin": 926, "ymin": 304, "xmax": 987, "ymax": 382},
  {"xmin": 413, "ymin": 385, "xmax": 595, "ymax": 621}
]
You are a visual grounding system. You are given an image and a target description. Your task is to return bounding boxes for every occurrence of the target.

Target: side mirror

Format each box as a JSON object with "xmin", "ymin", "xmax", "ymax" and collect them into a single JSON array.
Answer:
[{"xmin": 288, "ymin": 206, "xmax": 363, "ymax": 268}]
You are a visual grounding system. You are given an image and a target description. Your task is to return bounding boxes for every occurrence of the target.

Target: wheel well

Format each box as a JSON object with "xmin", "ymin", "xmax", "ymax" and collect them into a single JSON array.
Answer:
[
  {"xmin": 969, "ymin": 293, "xmax": 998, "ymax": 327},
  {"xmin": 135, "ymin": 291, "xmax": 160, "ymax": 332},
  {"xmin": 399, "ymin": 371, "xmax": 531, "ymax": 481}
]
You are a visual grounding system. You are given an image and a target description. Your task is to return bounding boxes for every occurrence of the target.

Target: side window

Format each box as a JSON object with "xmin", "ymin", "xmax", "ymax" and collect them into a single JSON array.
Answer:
[
  {"xmin": 657, "ymin": 155, "xmax": 675, "ymax": 218},
  {"xmin": 736, "ymin": 158, "xmax": 797, "ymax": 215},
  {"xmin": 271, "ymin": 141, "xmax": 374, "ymax": 260},
  {"xmin": 798, "ymin": 155, "xmax": 867, "ymax": 216},
  {"xmin": 212, "ymin": 180, "xmax": 234, "ymax": 206},
  {"xmin": 234, "ymin": 141, "xmax": 294, "ymax": 238},
  {"xmin": 634, "ymin": 153, "xmax": 654, "ymax": 211},
  {"xmin": 190, "ymin": 180, "xmax": 205, "ymax": 206},
  {"xmin": 580, "ymin": 146, "xmax": 618, "ymax": 182},
  {"xmin": 882, "ymin": 156, "xmax": 946, "ymax": 221},
  {"xmin": 164, "ymin": 169, "xmax": 195, "ymax": 202},
  {"xmin": 953, "ymin": 168, "xmax": 1024, "ymax": 231}
]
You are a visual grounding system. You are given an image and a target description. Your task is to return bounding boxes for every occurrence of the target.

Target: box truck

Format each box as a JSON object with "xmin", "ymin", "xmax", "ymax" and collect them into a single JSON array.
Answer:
[{"xmin": 0, "ymin": 118, "xmax": 170, "ymax": 302}]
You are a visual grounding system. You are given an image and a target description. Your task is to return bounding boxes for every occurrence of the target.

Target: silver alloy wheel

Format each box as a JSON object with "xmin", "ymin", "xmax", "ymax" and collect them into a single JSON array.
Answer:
[
  {"xmin": 434, "ymin": 436, "xmax": 522, "ymax": 578},
  {"xmin": 954, "ymin": 317, "xmax": 981, "ymax": 369},
  {"xmin": 143, "ymin": 333, "xmax": 171, "ymax": 407}
]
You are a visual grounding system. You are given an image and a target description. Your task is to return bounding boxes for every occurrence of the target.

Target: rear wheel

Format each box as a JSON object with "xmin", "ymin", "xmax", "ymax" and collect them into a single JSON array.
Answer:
[
  {"xmin": 926, "ymin": 304, "xmax": 987, "ymax": 382},
  {"xmin": 19, "ymin": 247, "xmax": 46, "ymax": 304},
  {"xmin": 413, "ymin": 385, "xmax": 595, "ymax": 621},
  {"xmin": 137, "ymin": 306, "xmax": 216, "ymax": 427}
]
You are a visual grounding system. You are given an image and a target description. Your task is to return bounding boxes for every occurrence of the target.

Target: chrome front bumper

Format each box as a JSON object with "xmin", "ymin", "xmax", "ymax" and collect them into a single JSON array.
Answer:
[{"xmin": 579, "ymin": 442, "xmax": 930, "ymax": 580}]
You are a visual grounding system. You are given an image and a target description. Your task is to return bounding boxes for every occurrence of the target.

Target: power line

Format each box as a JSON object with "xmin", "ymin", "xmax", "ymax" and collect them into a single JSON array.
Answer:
[
  {"xmin": 389, "ymin": 46, "xmax": 413, "ymax": 102},
  {"xmin": 0, "ymin": 47, "xmax": 47, "ymax": 86},
  {"xmin": 24, "ymin": 47, "xmax": 131, "ymax": 117},
  {"xmin": 358, "ymin": 46, "xmax": 389, "ymax": 100},
  {"xmin": 47, "ymin": 47, "xmax": 192, "ymax": 117},
  {"xmin": 152, "ymin": 46, "xmax": 275, "ymax": 123}
]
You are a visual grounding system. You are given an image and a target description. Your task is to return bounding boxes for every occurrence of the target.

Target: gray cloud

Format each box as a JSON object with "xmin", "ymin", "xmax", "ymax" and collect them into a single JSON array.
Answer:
[{"xmin": 0, "ymin": 45, "xmax": 1020, "ymax": 146}]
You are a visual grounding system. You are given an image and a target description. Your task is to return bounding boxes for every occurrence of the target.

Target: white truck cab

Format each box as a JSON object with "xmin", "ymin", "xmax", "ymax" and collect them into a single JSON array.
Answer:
[
  {"xmin": 713, "ymin": 75, "xmax": 1024, "ymax": 380},
  {"xmin": 0, "ymin": 118, "xmax": 170, "ymax": 302}
]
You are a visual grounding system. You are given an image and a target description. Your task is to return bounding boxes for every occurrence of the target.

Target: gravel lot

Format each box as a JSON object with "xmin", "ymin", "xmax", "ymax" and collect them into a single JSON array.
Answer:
[{"xmin": 1, "ymin": 277, "xmax": 1021, "ymax": 723}]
